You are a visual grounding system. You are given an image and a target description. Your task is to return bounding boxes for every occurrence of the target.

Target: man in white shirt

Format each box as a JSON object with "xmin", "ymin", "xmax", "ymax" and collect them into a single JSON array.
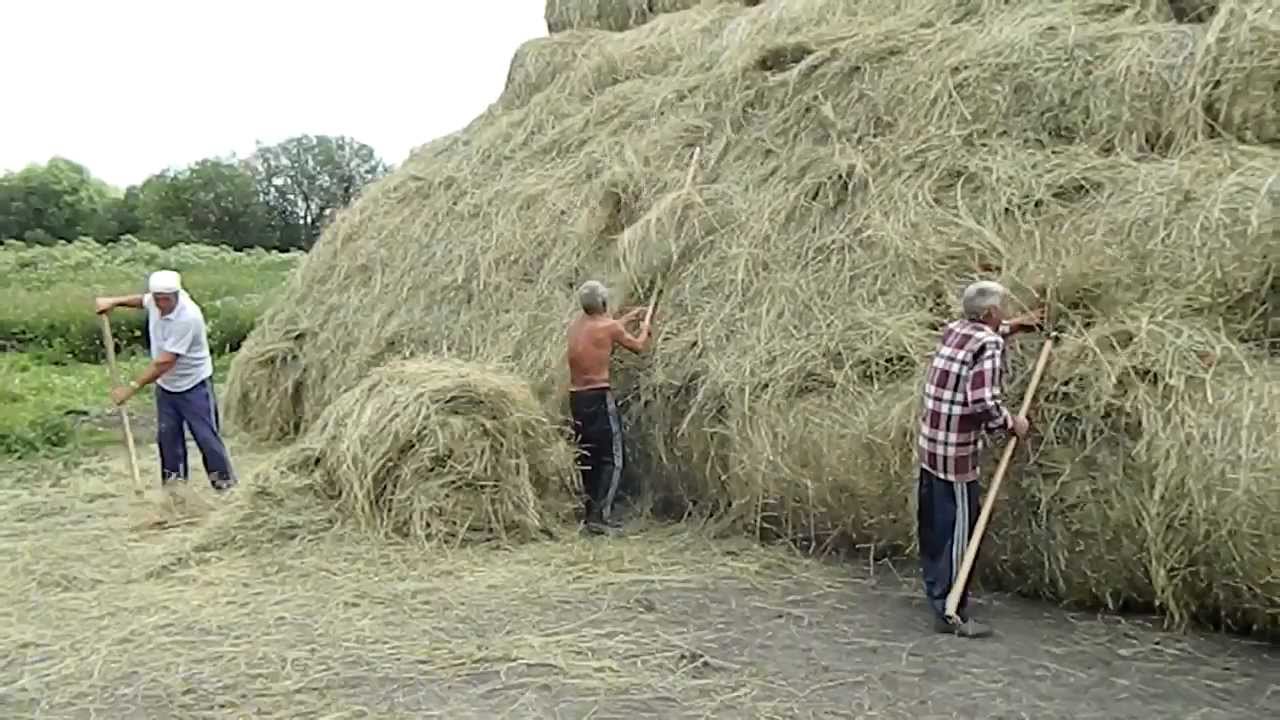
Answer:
[{"xmin": 95, "ymin": 270, "xmax": 236, "ymax": 490}]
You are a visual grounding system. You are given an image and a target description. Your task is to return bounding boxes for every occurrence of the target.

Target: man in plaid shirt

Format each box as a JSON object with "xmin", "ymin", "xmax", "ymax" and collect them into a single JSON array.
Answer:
[{"xmin": 918, "ymin": 280, "xmax": 1040, "ymax": 638}]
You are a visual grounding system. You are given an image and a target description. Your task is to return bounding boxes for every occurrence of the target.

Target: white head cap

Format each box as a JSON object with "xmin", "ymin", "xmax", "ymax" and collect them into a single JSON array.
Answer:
[{"xmin": 148, "ymin": 270, "xmax": 182, "ymax": 295}]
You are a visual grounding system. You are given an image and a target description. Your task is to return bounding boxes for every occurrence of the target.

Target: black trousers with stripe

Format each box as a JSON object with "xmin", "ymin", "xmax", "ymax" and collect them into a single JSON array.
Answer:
[
  {"xmin": 570, "ymin": 387, "xmax": 624, "ymax": 522},
  {"xmin": 918, "ymin": 466, "xmax": 981, "ymax": 620}
]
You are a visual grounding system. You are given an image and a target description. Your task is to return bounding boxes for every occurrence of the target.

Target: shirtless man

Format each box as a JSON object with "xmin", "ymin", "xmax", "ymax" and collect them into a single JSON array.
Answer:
[{"xmin": 566, "ymin": 280, "xmax": 652, "ymax": 534}]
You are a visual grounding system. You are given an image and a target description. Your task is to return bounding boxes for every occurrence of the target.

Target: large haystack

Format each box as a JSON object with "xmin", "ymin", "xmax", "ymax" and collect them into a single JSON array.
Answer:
[{"xmin": 228, "ymin": 0, "xmax": 1279, "ymax": 634}]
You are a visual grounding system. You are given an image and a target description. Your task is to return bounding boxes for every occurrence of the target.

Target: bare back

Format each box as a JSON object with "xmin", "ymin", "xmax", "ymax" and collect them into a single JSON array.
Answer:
[{"xmin": 567, "ymin": 314, "xmax": 620, "ymax": 391}]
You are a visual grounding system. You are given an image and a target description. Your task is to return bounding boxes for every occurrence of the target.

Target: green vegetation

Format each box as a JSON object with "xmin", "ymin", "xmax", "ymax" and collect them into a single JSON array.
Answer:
[
  {"xmin": 1, "ymin": 134, "xmax": 390, "ymax": 252},
  {"xmin": 0, "ymin": 237, "xmax": 283, "ymax": 457},
  {"xmin": 0, "ymin": 352, "xmax": 144, "ymax": 456},
  {"xmin": 0, "ymin": 238, "xmax": 300, "ymax": 362},
  {"xmin": 0, "ymin": 351, "xmax": 237, "ymax": 458}
]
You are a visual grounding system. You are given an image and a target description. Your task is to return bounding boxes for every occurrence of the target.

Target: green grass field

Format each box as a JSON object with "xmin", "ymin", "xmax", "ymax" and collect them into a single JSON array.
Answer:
[
  {"xmin": 0, "ymin": 238, "xmax": 287, "ymax": 457},
  {"xmin": 0, "ymin": 237, "xmax": 300, "ymax": 363},
  {"xmin": 0, "ymin": 352, "xmax": 235, "ymax": 457}
]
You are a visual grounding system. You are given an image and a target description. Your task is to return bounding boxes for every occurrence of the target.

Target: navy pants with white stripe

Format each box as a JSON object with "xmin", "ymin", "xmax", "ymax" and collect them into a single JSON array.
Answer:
[
  {"xmin": 569, "ymin": 387, "xmax": 624, "ymax": 523},
  {"xmin": 918, "ymin": 466, "xmax": 981, "ymax": 621},
  {"xmin": 156, "ymin": 377, "xmax": 235, "ymax": 489}
]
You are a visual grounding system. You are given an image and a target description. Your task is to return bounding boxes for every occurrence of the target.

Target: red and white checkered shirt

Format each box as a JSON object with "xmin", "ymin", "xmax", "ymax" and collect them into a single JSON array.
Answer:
[{"xmin": 918, "ymin": 319, "xmax": 1012, "ymax": 483}]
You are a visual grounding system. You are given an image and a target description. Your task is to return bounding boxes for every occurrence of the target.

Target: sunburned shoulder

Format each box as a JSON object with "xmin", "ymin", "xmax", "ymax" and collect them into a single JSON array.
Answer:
[
  {"xmin": 568, "ymin": 314, "xmax": 615, "ymax": 337},
  {"xmin": 585, "ymin": 315, "xmax": 619, "ymax": 330}
]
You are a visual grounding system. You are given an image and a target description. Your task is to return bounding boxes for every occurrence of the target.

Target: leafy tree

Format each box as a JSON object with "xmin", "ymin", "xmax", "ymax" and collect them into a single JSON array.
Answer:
[
  {"xmin": 134, "ymin": 159, "xmax": 276, "ymax": 249},
  {"xmin": 247, "ymin": 134, "xmax": 389, "ymax": 249},
  {"xmin": 0, "ymin": 158, "xmax": 121, "ymax": 242},
  {"xmin": 110, "ymin": 186, "xmax": 145, "ymax": 240}
]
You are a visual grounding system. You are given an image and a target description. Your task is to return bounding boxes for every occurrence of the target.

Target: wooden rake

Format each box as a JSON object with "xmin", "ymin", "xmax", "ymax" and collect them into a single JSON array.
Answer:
[{"xmin": 100, "ymin": 315, "xmax": 144, "ymax": 493}]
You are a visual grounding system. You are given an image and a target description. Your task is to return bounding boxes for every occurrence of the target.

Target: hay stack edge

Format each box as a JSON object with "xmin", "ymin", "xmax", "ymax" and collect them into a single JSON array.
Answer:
[{"xmin": 225, "ymin": 0, "xmax": 1279, "ymax": 635}]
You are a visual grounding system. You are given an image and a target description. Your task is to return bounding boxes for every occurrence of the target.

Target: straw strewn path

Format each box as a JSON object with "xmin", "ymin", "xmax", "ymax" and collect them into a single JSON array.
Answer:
[{"xmin": 1, "ymin": 445, "xmax": 1274, "ymax": 719}]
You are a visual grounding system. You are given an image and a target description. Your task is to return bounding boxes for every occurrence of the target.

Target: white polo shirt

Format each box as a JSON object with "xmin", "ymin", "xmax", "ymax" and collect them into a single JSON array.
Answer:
[{"xmin": 143, "ymin": 290, "xmax": 214, "ymax": 393}]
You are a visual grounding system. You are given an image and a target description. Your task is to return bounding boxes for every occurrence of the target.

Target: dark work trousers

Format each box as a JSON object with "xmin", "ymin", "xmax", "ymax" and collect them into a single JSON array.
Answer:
[
  {"xmin": 918, "ymin": 466, "xmax": 981, "ymax": 621},
  {"xmin": 569, "ymin": 387, "xmax": 624, "ymax": 523},
  {"xmin": 155, "ymin": 377, "xmax": 236, "ymax": 489}
]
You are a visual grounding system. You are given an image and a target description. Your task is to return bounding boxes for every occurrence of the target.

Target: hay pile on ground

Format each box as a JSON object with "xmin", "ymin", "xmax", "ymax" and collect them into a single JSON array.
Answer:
[
  {"xmin": 214, "ymin": 359, "xmax": 579, "ymax": 552},
  {"xmin": 228, "ymin": 0, "xmax": 1279, "ymax": 634}
]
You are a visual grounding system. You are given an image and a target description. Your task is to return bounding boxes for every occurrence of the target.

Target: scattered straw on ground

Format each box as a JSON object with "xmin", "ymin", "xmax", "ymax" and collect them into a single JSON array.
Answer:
[{"xmin": 1, "ymin": 449, "xmax": 1275, "ymax": 718}]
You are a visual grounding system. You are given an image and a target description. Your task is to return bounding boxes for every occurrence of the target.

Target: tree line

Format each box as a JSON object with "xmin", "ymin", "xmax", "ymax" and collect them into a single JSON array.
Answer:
[{"xmin": 0, "ymin": 134, "xmax": 390, "ymax": 251}]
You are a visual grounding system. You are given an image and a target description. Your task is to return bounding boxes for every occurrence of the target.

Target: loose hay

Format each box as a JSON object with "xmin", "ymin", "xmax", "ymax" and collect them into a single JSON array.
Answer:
[
  {"xmin": 128, "ymin": 482, "xmax": 220, "ymax": 531},
  {"xmin": 229, "ymin": 0, "xmax": 1280, "ymax": 634},
  {"xmin": 220, "ymin": 359, "xmax": 580, "ymax": 551},
  {"xmin": 8, "ymin": 488, "xmax": 1274, "ymax": 718}
]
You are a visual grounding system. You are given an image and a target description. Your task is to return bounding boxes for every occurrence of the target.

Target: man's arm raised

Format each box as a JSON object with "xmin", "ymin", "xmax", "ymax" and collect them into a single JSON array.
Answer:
[
  {"xmin": 95, "ymin": 295, "xmax": 145, "ymax": 314},
  {"xmin": 1000, "ymin": 306, "xmax": 1045, "ymax": 337},
  {"xmin": 613, "ymin": 317, "xmax": 651, "ymax": 354}
]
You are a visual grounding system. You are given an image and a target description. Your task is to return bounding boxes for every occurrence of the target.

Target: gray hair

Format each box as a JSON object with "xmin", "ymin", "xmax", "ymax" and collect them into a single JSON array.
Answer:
[
  {"xmin": 578, "ymin": 280, "xmax": 608, "ymax": 314},
  {"xmin": 961, "ymin": 280, "xmax": 1007, "ymax": 321}
]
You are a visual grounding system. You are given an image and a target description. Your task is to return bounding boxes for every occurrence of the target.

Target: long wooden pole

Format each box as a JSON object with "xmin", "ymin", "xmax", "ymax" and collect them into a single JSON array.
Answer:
[
  {"xmin": 944, "ymin": 333, "xmax": 1055, "ymax": 622},
  {"xmin": 643, "ymin": 287, "xmax": 660, "ymax": 326},
  {"xmin": 100, "ymin": 315, "xmax": 144, "ymax": 492}
]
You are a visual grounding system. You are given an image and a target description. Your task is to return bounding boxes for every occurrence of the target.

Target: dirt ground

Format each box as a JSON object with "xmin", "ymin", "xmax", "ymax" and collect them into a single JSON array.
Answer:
[{"xmin": 1, "ymin": 439, "xmax": 1275, "ymax": 719}]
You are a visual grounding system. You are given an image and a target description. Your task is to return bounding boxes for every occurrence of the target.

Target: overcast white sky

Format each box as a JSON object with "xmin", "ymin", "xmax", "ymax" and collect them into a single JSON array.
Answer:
[{"xmin": 2, "ymin": 0, "xmax": 547, "ymax": 189}]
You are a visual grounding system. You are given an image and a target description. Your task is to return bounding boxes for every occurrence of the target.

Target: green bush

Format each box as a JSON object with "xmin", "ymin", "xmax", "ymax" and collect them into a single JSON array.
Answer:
[
  {"xmin": 0, "ymin": 351, "xmax": 236, "ymax": 458},
  {"xmin": 0, "ymin": 237, "xmax": 299, "ymax": 362},
  {"xmin": 0, "ymin": 352, "xmax": 141, "ymax": 456}
]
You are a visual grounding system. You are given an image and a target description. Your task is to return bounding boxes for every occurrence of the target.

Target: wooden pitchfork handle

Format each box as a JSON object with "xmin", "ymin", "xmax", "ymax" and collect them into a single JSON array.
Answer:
[
  {"xmin": 944, "ymin": 331, "xmax": 1055, "ymax": 623},
  {"xmin": 100, "ymin": 314, "xmax": 144, "ymax": 492},
  {"xmin": 643, "ymin": 287, "xmax": 660, "ymax": 326}
]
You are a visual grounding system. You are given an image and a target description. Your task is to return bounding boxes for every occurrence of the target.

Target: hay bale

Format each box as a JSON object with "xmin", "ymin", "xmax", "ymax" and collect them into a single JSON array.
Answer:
[
  {"xmin": 546, "ymin": 0, "xmax": 649, "ymax": 34},
  {"xmin": 545, "ymin": 0, "xmax": 720, "ymax": 34},
  {"xmin": 501, "ymin": 32, "xmax": 603, "ymax": 110},
  {"xmin": 214, "ymin": 360, "xmax": 580, "ymax": 556},
  {"xmin": 286, "ymin": 358, "xmax": 581, "ymax": 545},
  {"xmin": 231, "ymin": 0, "xmax": 1280, "ymax": 634},
  {"xmin": 507, "ymin": 5, "xmax": 741, "ymax": 110}
]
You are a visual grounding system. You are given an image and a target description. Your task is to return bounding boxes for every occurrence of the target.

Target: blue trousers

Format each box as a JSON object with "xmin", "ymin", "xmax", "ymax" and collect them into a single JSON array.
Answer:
[
  {"xmin": 155, "ymin": 377, "xmax": 235, "ymax": 489},
  {"xmin": 918, "ymin": 466, "xmax": 981, "ymax": 621}
]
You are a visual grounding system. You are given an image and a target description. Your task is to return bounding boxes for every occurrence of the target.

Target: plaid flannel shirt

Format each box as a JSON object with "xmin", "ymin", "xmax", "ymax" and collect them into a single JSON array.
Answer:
[{"xmin": 918, "ymin": 319, "xmax": 1012, "ymax": 483}]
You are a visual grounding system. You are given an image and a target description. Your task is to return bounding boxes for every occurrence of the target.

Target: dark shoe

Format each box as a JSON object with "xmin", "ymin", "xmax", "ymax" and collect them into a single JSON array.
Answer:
[
  {"xmin": 933, "ymin": 616, "xmax": 992, "ymax": 638},
  {"xmin": 210, "ymin": 473, "xmax": 237, "ymax": 492},
  {"xmin": 582, "ymin": 521, "xmax": 610, "ymax": 536},
  {"xmin": 582, "ymin": 508, "xmax": 607, "ymax": 535},
  {"xmin": 583, "ymin": 510, "xmax": 622, "ymax": 537}
]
